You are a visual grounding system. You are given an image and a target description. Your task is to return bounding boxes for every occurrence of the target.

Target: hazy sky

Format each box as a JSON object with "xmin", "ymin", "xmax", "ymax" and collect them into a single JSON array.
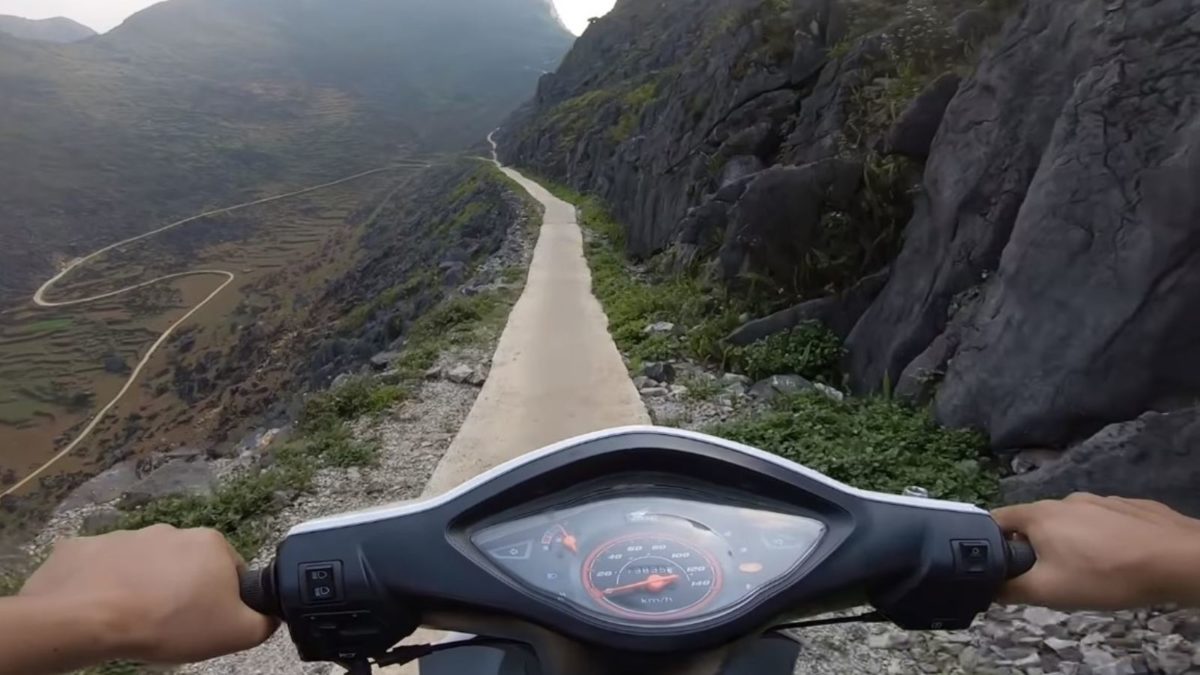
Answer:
[{"xmin": 0, "ymin": 0, "xmax": 617, "ymax": 34}]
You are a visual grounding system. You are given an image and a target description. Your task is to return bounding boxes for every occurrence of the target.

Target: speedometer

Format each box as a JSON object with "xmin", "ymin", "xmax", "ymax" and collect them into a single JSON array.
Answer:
[{"xmin": 582, "ymin": 533, "xmax": 722, "ymax": 619}]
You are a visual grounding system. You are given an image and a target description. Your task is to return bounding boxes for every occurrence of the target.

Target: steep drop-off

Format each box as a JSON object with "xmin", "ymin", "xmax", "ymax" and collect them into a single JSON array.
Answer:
[
  {"xmin": 499, "ymin": 0, "xmax": 1200, "ymax": 513},
  {"xmin": 0, "ymin": 0, "xmax": 572, "ymax": 306}
]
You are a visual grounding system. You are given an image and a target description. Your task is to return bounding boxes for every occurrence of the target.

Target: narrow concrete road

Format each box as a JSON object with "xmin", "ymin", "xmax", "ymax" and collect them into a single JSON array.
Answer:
[
  {"xmin": 420, "ymin": 136, "xmax": 649, "ymax": 497},
  {"xmin": 391, "ymin": 136, "xmax": 648, "ymax": 673}
]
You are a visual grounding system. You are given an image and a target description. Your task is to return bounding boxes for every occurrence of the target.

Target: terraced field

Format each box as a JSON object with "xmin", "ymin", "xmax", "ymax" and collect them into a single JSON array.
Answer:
[{"xmin": 0, "ymin": 162, "xmax": 426, "ymax": 506}]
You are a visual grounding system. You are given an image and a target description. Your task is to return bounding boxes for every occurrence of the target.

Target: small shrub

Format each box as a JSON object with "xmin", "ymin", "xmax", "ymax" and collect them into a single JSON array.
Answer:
[
  {"xmin": 682, "ymin": 376, "xmax": 724, "ymax": 402},
  {"xmin": 708, "ymin": 394, "xmax": 997, "ymax": 504},
  {"xmin": 117, "ymin": 457, "xmax": 313, "ymax": 557},
  {"xmin": 302, "ymin": 377, "xmax": 404, "ymax": 431},
  {"xmin": 730, "ymin": 322, "xmax": 844, "ymax": 382}
]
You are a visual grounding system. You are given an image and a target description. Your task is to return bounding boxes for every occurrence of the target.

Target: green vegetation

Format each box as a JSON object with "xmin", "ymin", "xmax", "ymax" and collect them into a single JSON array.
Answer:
[
  {"xmin": 729, "ymin": 323, "xmax": 844, "ymax": 383},
  {"xmin": 709, "ymin": 394, "xmax": 997, "ymax": 504},
  {"xmin": 23, "ymin": 318, "xmax": 73, "ymax": 336},
  {"xmin": 117, "ymin": 376, "xmax": 402, "ymax": 557},
  {"xmin": 389, "ymin": 288, "xmax": 519, "ymax": 381},
  {"xmin": 681, "ymin": 375, "xmax": 724, "ymax": 402},
  {"xmin": 527, "ymin": 177, "xmax": 1000, "ymax": 505},
  {"xmin": 611, "ymin": 80, "xmax": 661, "ymax": 143},
  {"xmin": 546, "ymin": 89, "xmax": 620, "ymax": 144},
  {"xmin": 539, "ymin": 181, "xmax": 843, "ymax": 382}
]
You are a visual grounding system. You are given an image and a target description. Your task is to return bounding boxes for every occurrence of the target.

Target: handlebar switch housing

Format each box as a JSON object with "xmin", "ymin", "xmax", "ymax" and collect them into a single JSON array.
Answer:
[
  {"xmin": 274, "ymin": 543, "xmax": 421, "ymax": 663},
  {"xmin": 869, "ymin": 509, "xmax": 1008, "ymax": 630}
]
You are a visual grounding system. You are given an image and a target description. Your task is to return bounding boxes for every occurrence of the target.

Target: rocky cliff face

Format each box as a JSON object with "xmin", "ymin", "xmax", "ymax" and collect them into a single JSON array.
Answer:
[{"xmin": 499, "ymin": 0, "xmax": 1200, "ymax": 513}]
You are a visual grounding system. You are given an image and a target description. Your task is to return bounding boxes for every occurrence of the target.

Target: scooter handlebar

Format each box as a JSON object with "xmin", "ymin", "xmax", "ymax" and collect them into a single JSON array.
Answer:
[
  {"xmin": 239, "ymin": 563, "xmax": 280, "ymax": 617},
  {"xmin": 1003, "ymin": 539, "xmax": 1038, "ymax": 579}
]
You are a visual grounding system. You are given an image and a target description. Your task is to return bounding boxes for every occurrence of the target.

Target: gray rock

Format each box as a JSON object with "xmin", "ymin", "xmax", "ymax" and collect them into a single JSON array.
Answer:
[
  {"xmin": 1067, "ymin": 615, "xmax": 1115, "ymax": 635},
  {"xmin": 953, "ymin": 8, "xmax": 1003, "ymax": 44},
  {"xmin": 868, "ymin": 632, "xmax": 910, "ymax": 649},
  {"xmin": 669, "ymin": 385, "xmax": 690, "ymax": 397},
  {"xmin": 1145, "ymin": 616, "xmax": 1174, "ymax": 635},
  {"xmin": 749, "ymin": 375, "xmax": 814, "ymax": 401},
  {"xmin": 1153, "ymin": 649, "xmax": 1193, "ymax": 675},
  {"xmin": 1023, "ymin": 607, "xmax": 1069, "ymax": 628},
  {"xmin": 727, "ymin": 268, "xmax": 889, "ymax": 345},
  {"xmin": 1044, "ymin": 638, "xmax": 1080, "ymax": 654},
  {"xmin": 1009, "ymin": 449, "xmax": 1064, "ymax": 475},
  {"xmin": 720, "ymin": 160, "xmax": 863, "ymax": 290},
  {"xmin": 423, "ymin": 366, "xmax": 443, "ymax": 380},
  {"xmin": 1002, "ymin": 408, "xmax": 1200, "ymax": 517},
  {"xmin": 58, "ymin": 459, "xmax": 140, "ymax": 511},
  {"xmin": 642, "ymin": 361, "xmax": 677, "ymax": 383},
  {"xmin": 720, "ymin": 373, "xmax": 752, "ymax": 387},
  {"xmin": 120, "ymin": 459, "xmax": 216, "ymax": 509},
  {"xmin": 445, "ymin": 364, "xmax": 475, "ymax": 384},
  {"xmin": 927, "ymin": 2, "xmax": 1200, "ymax": 452},
  {"xmin": 879, "ymin": 72, "xmax": 961, "ymax": 160},
  {"xmin": 813, "ymin": 383, "xmax": 845, "ymax": 402},
  {"xmin": 640, "ymin": 386, "xmax": 670, "ymax": 398},
  {"xmin": 643, "ymin": 321, "xmax": 677, "ymax": 335},
  {"xmin": 330, "ymin": 373, "xmax": 353, "ymax": 390},
  {"xmin": 80, "ymin": 508, "xmax": 124, "ymax": 536},
  {"xmin": 847, "ymin": 0, "xmax": 1103, "ymax": 392},
  {"xmin": 368, "ymin": 351, "xmax": 401, "ymax": 371},
  {"xmin": 632, "ymin": 376, "xmax": 653, "ymax": 390}
]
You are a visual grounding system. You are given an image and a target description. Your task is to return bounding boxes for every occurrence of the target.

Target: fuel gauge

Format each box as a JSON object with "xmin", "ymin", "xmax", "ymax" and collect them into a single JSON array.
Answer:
[{"xmin": 541, "ymin": 524, "xmax": 579, "ymax": 555}]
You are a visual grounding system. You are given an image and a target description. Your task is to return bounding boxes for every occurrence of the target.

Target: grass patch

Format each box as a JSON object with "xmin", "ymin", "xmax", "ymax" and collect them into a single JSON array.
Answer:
[
  {"xmin": 611, "ymin": 80, "xmax": 660, "ymax": 143},
  {"xmin": 23, "ymin": 318, "xmax": 73, "ymax": 336},
  {"xmin": 681, "ymin": 376, "xmax": 724, "ymax": 402},
  {"xmin": 117, "ymin": 376, "xmax": 402, "ymax": 557},
  {"xmin": 709, "ymin": 394, "xmax": 997, "ymax": 504},
  {"xmin": 388, "ymin": 287, "xmax": 518, "ymax": 383}
]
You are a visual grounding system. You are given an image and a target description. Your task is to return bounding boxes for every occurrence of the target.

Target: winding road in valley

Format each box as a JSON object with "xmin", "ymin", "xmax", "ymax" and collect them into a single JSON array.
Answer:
[{"xmin": 3, "ymin": 163, "xmax": 427, "ymax": 498}]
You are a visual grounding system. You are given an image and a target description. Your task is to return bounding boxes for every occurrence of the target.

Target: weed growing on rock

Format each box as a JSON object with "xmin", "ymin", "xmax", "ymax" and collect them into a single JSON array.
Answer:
[{"xmin": 709, "ymin": 394, "xmax": 997, "ymax": 504}]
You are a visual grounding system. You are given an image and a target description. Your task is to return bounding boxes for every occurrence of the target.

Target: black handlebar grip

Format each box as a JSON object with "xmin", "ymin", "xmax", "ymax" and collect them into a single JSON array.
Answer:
[
  {"xmin": 239, "ymin": 564, "xmax": 280, "ymax": 617},
  {"xmin": 1004, "ymin": 539, "xmax": 1037, "ymax": 579}
]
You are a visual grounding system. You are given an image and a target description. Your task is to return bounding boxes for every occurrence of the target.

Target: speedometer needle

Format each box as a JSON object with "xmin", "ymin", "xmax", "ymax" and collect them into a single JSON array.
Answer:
[{"xmin": 603, "ymin": 574, "xmax": 680, "ymax": 596}]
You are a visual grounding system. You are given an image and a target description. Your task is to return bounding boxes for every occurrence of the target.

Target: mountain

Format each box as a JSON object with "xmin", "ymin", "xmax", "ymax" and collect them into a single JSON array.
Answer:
[
  {"xmin": 498, "ymin": 0, "xmax": 1200, "ymax": 513},
  {"xmin": 0, "ymin": 15, "xmax": 96, "ymax": 43},
  {"xmin": 0, "ymin": 0, "xmax": 573, "ymax": 306}
]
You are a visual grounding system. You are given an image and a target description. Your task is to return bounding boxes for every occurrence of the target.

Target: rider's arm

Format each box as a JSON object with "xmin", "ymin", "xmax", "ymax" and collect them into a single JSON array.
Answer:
[
  {"xmin": 994, "ymin": 493, "xmax": 1200, "ymax": 610},
  {"xmin": 0, "ymin": 525, "xmax": 276, "ymax": 675}
]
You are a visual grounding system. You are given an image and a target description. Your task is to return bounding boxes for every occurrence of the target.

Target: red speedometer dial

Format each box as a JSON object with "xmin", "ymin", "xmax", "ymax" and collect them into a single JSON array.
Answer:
[{"xmin": 581, "ymin": 533, "xmax": 723, "ymax": 620}]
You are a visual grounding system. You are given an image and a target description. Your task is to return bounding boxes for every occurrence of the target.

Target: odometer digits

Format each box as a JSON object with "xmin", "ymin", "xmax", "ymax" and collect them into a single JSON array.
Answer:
[{"xmin": 582, "ymin": 533, "xmax": 721, "ymax": 619}]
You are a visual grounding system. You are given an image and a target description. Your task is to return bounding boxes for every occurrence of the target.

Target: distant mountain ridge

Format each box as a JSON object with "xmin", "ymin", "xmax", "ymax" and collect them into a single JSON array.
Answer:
[
  {"xmin": 0, "ymin": 0, "xmax": 573, "ymax": 307},
  {"xmin": 0, "ymin": 15, "xmax": 96, "ymax": 43}
]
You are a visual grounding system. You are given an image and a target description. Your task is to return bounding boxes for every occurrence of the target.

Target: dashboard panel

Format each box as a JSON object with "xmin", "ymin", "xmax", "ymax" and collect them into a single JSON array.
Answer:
[{"xmin": 469, "ymin": 489, "xmax": 826, "ymax": 627}]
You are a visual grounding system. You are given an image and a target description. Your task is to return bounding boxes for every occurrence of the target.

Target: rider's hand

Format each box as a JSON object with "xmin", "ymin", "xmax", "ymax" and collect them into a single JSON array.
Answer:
[
  {"xmin": 994, "ymin": 494, "xmax": 1200, "ymax": 610},
  {"xmin": 19, "ymin": 525, "xmax": 277, "ymax": 664}
]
